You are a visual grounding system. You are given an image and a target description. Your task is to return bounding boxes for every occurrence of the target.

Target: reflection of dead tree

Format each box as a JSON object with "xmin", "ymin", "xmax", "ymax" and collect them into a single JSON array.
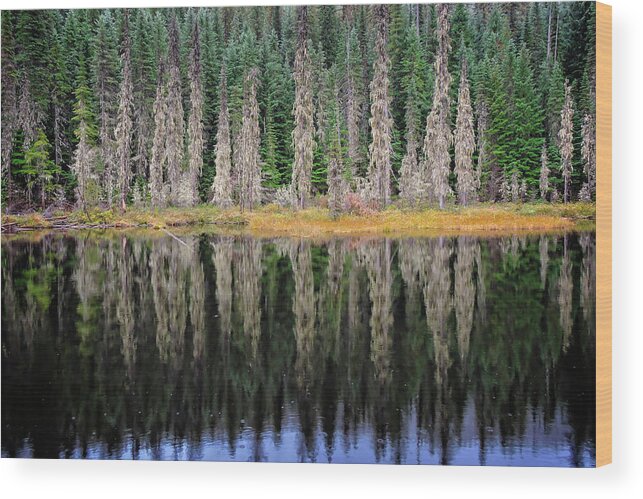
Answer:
[
  {"xmin": 116, "ymin": 236, "xmax": 136, "ymax": 378},
  {"xmin": 212, "ymin": 237, "xmax": 234, "ymax": 345},
  {"xmin": 327, "ymin": 239, "xmax": 344, "ymax": 298},
  {"xmin": 150, "ymin": 238, "xmax": 188, "ymax": 367},
  {"xmin": 53, "ymin": 238, "xmax": 69, "ymax": 333},
  {"xmin": 454, "ymin": 237, "xmax": 476, "ymax": 363},
  {"xmin": 188, "ymin": 238, "xmax": 206, "ymax": 362},
  {"xmin": 539, "ymin": 235, "xmax": 550, "ymax": 289},
  {"xmin": 424, "ymin": 237, "xmax": 453, "ymax": 386},
  {"xmin": 579, "ymin": 233, "xmax": 595, "ymax": 335},
  {"xmin": 423, "ymin": 236, "xmax": 453, "ymax": 465},
  {"xmin": 399, "ymin": 238, "xmax": 421, "ymax": 296},
  {"xmin": 345, "ymin": 239, "xmax": 365, "ymax": 393},
  {"xmin": 499, "ymin": 235, "xmax": 520, "ymax": 261},
  {"xmin": 167, "ymin": 244, "xmax": 188, "ymax": 368},
  {"xmin": 102, "ymin": 239, "xmax": 118, "ymax": 339},
  {"xmin": 474, "ymin": 242, "xmax": 486, "ymax": 324},
  {"xmin": 347, "ymin": 248, "xmax": 360, "ymax": 336},
  {"xmin": 287, "ymin": 239, "xmax": 317, "ymax": 388},
  {"xmin": 132, "ymin": 239, "xmax": 152, "ymax": 331},
  {"xmin": 150, "ymin": 241, "xmax": 170, "ymax": 362},
  {"xmin": 399, "ymin": 237, "xmax": 434, "ymax": 312},
  {"xmin": 360, "ymin": 239, "xmax": 393, "ymax": 385},
  {"xmin": 236, "ymin": 238, "xmax": 263, "ymax": 358},
  {"xmin": 323, "ymin": 239, "xmax": 345, "ymax": 358},
  {"xmin": 558, "ymin": 235, "xmax": 573, "ymax": 352}
]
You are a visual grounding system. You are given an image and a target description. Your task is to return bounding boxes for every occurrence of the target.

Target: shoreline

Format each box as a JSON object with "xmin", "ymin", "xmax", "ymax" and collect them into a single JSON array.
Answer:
[{"xmin": 1, "ymin": 202, "xmax": 596, "ymax": 238}]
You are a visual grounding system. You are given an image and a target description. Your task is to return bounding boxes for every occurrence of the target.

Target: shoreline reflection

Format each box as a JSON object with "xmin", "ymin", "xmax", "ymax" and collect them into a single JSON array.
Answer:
[{"xmin": 1, "ymin": 232, "xmax": 596, "ymax": 466}]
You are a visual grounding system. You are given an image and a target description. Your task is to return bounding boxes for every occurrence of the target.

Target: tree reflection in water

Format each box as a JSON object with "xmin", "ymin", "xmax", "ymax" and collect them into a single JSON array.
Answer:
[{"xmin": 1, "ymin": 232, "xmax": 596, "ymax": 466}]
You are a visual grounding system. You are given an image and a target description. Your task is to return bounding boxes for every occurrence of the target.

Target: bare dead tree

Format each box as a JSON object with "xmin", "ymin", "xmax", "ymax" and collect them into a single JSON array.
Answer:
[
  {"xmin": 237, "ymin": 68, "xmax": 262, "ymax": 212},
  {"xmin": 366, "ymin": 4, "xmax": 393, "ymax": 209},
  {"xmin": 114, "ymin": 11, "xmax": 134, "ymax": 213},
  {"xmin": 558, "ymin": 79, "xmax": 574, "ymax": 203},
  {"xmin": 454, "ymin": 57, "xmax": 477, "ymax": 206},
  {"xmin": 290, "ymin": 6, "xmax": 315, "ymax": 209},
  {"xmin": 185, "ymin": 18, "xmax": 204, "ymax": 207},
  {"xmin": 579, "ymin": 113, "xmax": 596, "ymax": 201},
  {"xmin": 211, "ymin": 66, "xmax": 233, "ymax": 208},
  {"xmin": 165, "ymin": 15, "xmax": 185, "ymax": 206},
  {"xmin": 421, "ymin": 4, "xmax": 453, "ymax": 209},
  {"xmin": 150, "ymin": 58, "xmax": 167, "ymax": 208},
  {"xmin": 539, "ymin": 143, "xmax": 550, "ymax": 200}
]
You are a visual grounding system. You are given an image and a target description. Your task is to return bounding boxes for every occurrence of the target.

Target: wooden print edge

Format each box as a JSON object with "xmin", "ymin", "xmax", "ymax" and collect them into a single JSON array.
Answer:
[{"xmin": 596, "ymin": 1, "xmax": 612, "ymax": 468}]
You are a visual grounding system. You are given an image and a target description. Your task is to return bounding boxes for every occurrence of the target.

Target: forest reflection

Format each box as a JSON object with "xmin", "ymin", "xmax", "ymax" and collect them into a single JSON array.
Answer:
[{"xmin": 1, "ymin": 231, "xmax": 596, "ymax": 466}]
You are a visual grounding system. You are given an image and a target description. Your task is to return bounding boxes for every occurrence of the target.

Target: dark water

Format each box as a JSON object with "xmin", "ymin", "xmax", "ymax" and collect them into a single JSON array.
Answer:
[{"xmin": 1, "ymin": 231, "xmax": 596, "ymax": 466}]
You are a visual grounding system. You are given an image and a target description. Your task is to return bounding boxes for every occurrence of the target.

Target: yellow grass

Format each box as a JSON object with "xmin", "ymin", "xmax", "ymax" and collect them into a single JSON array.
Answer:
[
  {"xmin": 2, "ymin": 202, "xmax": 595, "ymax": 238},
  {"xmin": 244, "ymin": 203, "xmax": 594, "ymax": 237}
]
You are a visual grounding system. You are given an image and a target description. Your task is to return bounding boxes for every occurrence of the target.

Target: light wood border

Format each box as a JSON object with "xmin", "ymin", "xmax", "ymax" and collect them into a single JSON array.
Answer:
[{"xmin": 596, "ymin": 1, "xmax": 612, "ymax": 468}]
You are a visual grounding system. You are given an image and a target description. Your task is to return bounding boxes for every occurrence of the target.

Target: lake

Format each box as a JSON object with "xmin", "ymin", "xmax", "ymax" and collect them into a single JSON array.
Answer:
[{"xmin": 1, "ymin": 231, "xmax": 596, "ymax": 466}]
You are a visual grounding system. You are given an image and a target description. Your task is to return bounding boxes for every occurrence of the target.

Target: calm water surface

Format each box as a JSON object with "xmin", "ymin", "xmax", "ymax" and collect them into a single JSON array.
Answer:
[{"xmin": 1, "ymin": 231, "xmax": 596, "ymax": 466}]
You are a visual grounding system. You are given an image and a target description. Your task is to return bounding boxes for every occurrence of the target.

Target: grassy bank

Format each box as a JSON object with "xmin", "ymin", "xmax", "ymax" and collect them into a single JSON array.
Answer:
[{"xmin": 1, "ymin": 202, "xmax": 595, "ymax": 237}]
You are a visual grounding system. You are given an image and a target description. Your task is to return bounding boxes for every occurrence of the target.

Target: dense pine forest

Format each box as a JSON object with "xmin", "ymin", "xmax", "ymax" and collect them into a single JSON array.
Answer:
[{"xmin": 0, "ymin": 2, "xmax": 596, "ymax": 215}]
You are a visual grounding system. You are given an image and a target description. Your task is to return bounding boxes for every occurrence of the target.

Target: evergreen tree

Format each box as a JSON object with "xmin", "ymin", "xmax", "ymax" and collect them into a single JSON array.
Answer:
[
  {"xmin": 14, "ymin": 11, "xmax": 54, "ymax": 124},
  {"xmin": 50, "ymin": 16, "xmax": 72, "ymax": 172},
  {"xmin": 71, "ymin": 57, "xmax": 98, "ymax": 209},
  {"xmin": 93, "ymin": 10, "xmax": 119, "ymax": 206},
  {"xmin": 199, "ymin": 9, "xmax": 221, "ymax": 198},
  {"xmin": 398, "ymin": 25, "xmax": 431, "ymax": 205},
  {"xmin": 483, "ymin": 57, "xmax": 512, "ymax": 200},
  {"xmin": 327, "ymin": 77, "xmax": 345, "ymax": 219},
  {"xmin": 131, "ymin": 9, "xmax": 157, "ymax": 182},
  {"xmin": 1, "ymin": 12, "xmax": 19, "ymax": 206},
  {"xmin": 311, "ymin": 49, "xmax": 332, "ymax": 193},
  {"xmin": 318, "ymin": 5, "xmax": 339, "ymax": 68},
  {"xmin": 17, "ymin": 77, "xmax": 41, "ymax": 153},
  {"xmin": 20, "ymin": 129, "xmax": 58, "ymax": 208},
  {"xmin": 508, "ymin": 45, "xmax": 544, "ymax": 191},
  {"xmin": 340, "ymin": 22, "xmax": 364, "ymax": 179},
  {"xmin": 260, "ymin": 30, "xmax": 293, "ymax": 188},
  {"xmin": 544, "ymin": 61, "xmax": 565, "ymax": 160},
  {"xmin": 475, "ymin": 98, "xmax": 489, "ymax": 201},
  {"xmin": 398, "ymin": 86, "xmax": 423, "ymax": 205}
]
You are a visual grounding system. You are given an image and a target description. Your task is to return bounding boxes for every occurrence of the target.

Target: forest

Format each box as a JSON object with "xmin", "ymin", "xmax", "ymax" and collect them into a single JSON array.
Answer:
[{"xmin": 0, "ymin": 2, "xmax": 597, "ymax": 216}]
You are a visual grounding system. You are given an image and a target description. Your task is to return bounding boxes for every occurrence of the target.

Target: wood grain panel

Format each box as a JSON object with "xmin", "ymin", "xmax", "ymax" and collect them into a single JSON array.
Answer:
[{"xmin": 596, "ymin": 1, "xmax": 612, "ymax": 468}]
